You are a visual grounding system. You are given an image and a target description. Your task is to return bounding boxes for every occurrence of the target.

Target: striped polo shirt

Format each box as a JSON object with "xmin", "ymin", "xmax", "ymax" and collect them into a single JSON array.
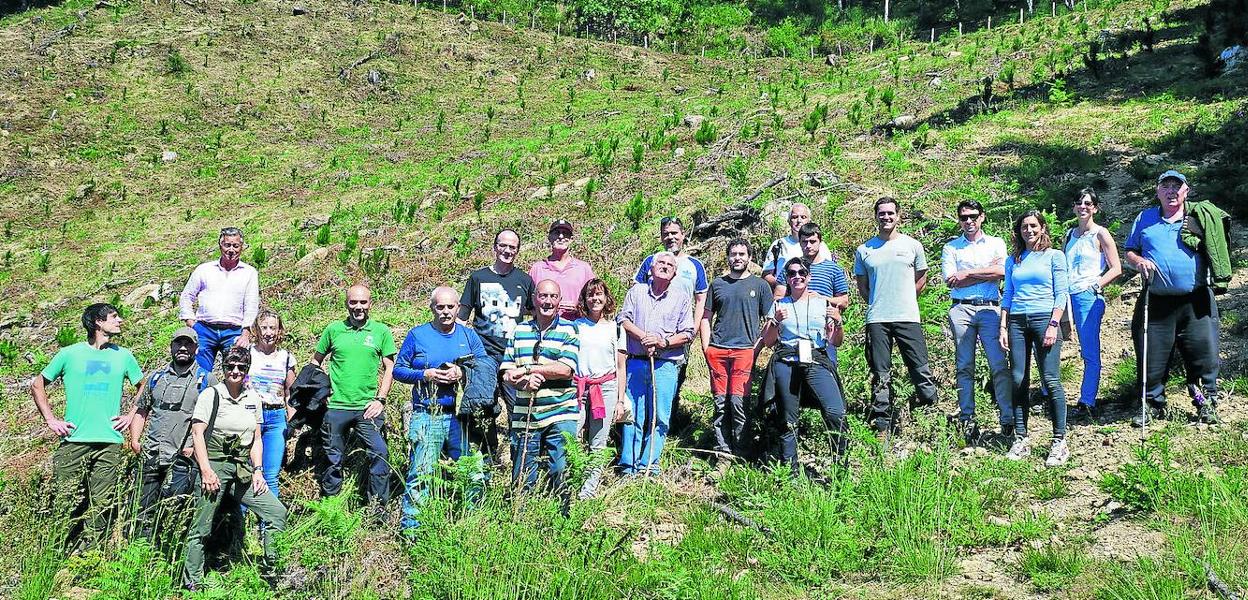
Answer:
[{"xmin": 500, "ymin": 317, "xmax": 580, "ymax": 430}]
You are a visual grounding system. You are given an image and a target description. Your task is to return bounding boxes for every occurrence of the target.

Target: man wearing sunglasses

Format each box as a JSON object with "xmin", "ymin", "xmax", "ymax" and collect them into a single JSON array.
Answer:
[
  {"xmin": 619, "ymin": 252, "xmax": 694, "ymax": 475},
  {"xmin": 499, "ymin": 280, "xmax": 581, "ymax": 503},
  {"xmin": 311, "ymin": 285, "xmax": 397, "ymax": 510},
  {"xmin": 854, "ymin": 198, "xmax": 941, "ymax": 440},
  {"xmin": 941, "ymin": 200, "xmax": 1012, "ymax": 444},
  {"xmin": 529, "ymin": 220, "xmax": 595, "ymax": 320},
  {"xmin": 178, "ymin": 226, "xmax": 260, "ymax": 371}
]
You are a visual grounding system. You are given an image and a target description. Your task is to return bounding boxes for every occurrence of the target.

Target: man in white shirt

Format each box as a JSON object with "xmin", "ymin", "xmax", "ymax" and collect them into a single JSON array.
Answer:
[
  {"xmin": 178, "ymin": 226, "xmax": 260, "ymax": 371},
  {"xmin": 941, "ymin": 200, "xmax": 1012, "ymax": 444}
]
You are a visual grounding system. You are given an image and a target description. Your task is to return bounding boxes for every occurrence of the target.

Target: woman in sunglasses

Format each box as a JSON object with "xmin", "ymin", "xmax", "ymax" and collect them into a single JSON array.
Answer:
[
  {"xmin": 760, "ymin": 257, "xmax": 847, "ymax": 474},
  {"xmin": 1000, "ymin": 210, "xmax": 1070, "ymax": 467},
  {"xmin": 1063, "ymin": 188, "xmax": 1121, "ymax": 421},
  {"xmin": 183, "ymin": 346, "xmax": 286, "ymax": 590}
]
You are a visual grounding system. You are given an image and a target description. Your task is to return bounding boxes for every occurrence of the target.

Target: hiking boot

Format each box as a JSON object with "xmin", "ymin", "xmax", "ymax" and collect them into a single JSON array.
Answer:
[
  {"xmin": 1197, "ymin": 403, "xmax": 1222, "ymax": 425},
  {"xmin": 1131, "ymin": 405, "xmax": 1170, "ymax": 428},
  {"xmin": 1044, "ymin": 438, "xmax": 1070, "ymax": 467},
  {"xmin": 1006, "ymin": 435, "xmax": 1031, "ymax": 461},
  {"xmin": 1070, "ymin": 403, "xmax": 1097, "ymax": 422}
]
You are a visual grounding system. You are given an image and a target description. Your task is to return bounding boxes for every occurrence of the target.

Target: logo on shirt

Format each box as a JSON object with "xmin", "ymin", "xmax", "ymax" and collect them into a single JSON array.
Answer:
[
  {"xmin": 478, "ymin": 282, "xmax": 524, "ymax": 339},
  {"xmin": 85, "ymin": 360, "xmax": 112, "ymax": 376},
  {"xmin": 363, "ymin": 334, "xmax": 376, "ymax": 349},
  {"xmin": 749, "ymin": 290, "xmax": 756, "ymax": 297}
]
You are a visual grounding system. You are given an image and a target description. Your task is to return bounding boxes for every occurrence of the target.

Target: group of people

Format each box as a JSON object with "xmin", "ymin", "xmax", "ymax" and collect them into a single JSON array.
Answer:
[{"xmin": 30, "ymin": 169, "xmax": 1229, "ymax": 588}]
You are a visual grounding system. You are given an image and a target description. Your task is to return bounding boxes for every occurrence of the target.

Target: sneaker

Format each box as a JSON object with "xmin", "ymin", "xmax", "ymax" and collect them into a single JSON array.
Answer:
[
  {"xmin": 1070, "ymin": 403, "xmax": 1097, "ymax": 422},
  {"xmin": 1044, "ymin": 438, "xmax": 1070, "ymax": 467},
  {"xmin": 1006, "ymin": 435, "xmax": 1031, "ymax": 461},
  {"xmin": 1197, "ymin": 403, "xmax": 1222, "ymax": 425},
  {"xmin": 957, "ymin": 419, "xmax": 981, "ymax": 446},
  {"xmin": 1131, "ymin": 405, "xmax": 1170, "ymax": 428}
]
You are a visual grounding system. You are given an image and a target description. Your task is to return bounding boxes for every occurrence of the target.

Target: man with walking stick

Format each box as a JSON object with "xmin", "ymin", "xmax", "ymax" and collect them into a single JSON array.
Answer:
[
  {"xmin": 619, "ymin": 252, "xmax": 694, "ymax": 476},
  {"xmin": 1127, "ymin": 170, "xmax": 1228, "ymax": 427},
  {"xmin": 500, "ymin": 280, "xmax": 581, "ymax": 504}
]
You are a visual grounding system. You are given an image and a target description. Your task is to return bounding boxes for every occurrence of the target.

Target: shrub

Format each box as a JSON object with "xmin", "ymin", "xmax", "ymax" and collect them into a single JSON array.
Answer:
[
  {"xmin": 55, "ymin": 326, "xmax": 77, "ymax": 347},
  {"xmin": 694, "ymin": 120, "xmax": 718, "ymax": 146}
]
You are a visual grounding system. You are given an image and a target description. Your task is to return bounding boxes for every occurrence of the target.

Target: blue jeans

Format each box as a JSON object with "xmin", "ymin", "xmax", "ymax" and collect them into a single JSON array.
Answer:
[
  {"xmin": 1069, "ymin": 290, "xmax": 1105, "ymax": 407},
  {"xmin": 509, "ymin": 420, "xmax": 576, "ymax": 497},
  {"xmin": 948, "ymin": 304, "xmax": 1013, "ymax": 426},
  {"xmin": 192, "ymin": 321, "xmax": 242, "ymax": 372},
  {"xmin": 401, "ymin": 408, "xmax": 480, "ymax": 530},
  {"xmin": 621, "ymin": 358, "xmax": 678, "ymax": 475},
  {"xmin": 1008, "ymin": 313, "xmax": 1067, "ymax": 439},
  {"xmin": 260, "ymin": 408, "xmax": 287, "ymax": 496}
]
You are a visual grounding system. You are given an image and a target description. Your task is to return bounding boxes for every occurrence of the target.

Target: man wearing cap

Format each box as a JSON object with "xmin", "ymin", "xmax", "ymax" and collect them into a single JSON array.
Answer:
[
  {"xmin": 762, "ymin": 203, "xmax": 833, "ymax": 289},
  {"xmin": 1127, "ymin": 170, "xmax": 1223, "ymax": 426},
  {"xmin": 128, "ymin": 326, "xmax": 218, "ymax": 541},
  {"xmin": 941, "ymin": 199, "xmax": 1012, "ymax": 443},
  {"xmin": 31, "ymin": 302, "xmax": 143, "ymax": 550},
  {"xmin": 619, "ymin": 252, "xmax": 694, "ymax": 475},
  {"xmin": 311, "ymin": 284, "xmax": 397, "ymax": 508},
  {"xmin": 179, "ymin": 226, "xmax": 260, "ymax": 371},
  {"xmin": 529, "ymin": 220, "xmax": 595, "ymax": 320}
]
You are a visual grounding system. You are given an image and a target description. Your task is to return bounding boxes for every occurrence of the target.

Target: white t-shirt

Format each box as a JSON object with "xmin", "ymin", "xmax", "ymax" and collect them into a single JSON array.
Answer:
[
  {"xmin": 763, "ymin": 235, "xmax": 832, "ymax": 276},
  {"xmin": 573, "ymin": 317, "xmax": 625, "ymax": 377},
  {"xmin": 248, "ymin": 347, "xmax": 295, "ymax": 408}
]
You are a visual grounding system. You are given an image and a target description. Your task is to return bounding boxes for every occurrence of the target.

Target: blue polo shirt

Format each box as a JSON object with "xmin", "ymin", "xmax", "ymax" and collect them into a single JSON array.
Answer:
[{"xmin": 1125, "ymin": 207, "xmax": 1205, "ymax": 295}]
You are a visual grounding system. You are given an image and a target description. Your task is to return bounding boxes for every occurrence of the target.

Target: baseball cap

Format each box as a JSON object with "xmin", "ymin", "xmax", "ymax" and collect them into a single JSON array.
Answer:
[
  {"xmin": 549, "ymin": 219, "xmax": 574, "ymax": 235},
  {"xmin": 172, "ymin": 326, "xmax": 199, "ymax": 344},
  {"xmin": 1157, "ymin": 170, "xmax": 1188, "ymax": 185}
]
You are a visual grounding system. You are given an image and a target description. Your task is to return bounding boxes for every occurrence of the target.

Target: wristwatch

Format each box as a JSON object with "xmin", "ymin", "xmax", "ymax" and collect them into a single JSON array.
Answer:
[{"xmin": 1048, "ymin": 320, "xmax": 1060, "ymax": 328}]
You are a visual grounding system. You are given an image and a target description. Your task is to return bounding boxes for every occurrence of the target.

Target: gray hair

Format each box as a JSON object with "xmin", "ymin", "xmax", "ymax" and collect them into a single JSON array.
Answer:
[{"xmin": 219, "ymin": 226, "xmax": 244, "ymax": 243}]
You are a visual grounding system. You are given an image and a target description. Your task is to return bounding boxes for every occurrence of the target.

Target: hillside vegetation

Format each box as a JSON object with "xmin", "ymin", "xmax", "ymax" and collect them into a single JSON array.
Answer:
[{"xmin": 1, "ymin": 0, "xmax": 1246, "ymax": 597}]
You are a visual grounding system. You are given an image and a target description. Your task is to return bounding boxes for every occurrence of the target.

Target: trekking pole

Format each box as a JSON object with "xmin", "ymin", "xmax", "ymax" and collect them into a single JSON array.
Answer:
[
  {"xmin": 1139, "ymin": 273, "xmax": 1151, "ymax": 447},
  {"xmin": 644, "ymin": 354, "xmax": 659, "ymax": 477}
]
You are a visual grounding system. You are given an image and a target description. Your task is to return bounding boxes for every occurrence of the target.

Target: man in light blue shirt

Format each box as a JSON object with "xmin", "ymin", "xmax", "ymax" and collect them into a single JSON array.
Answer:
[
  {"xmin": 1125, "ymin": 170, "xmax": 1221, "ymax": 426},
  {"xmin": 941, "ymin": 200, "xmax": 1012, "ymax": 443}
]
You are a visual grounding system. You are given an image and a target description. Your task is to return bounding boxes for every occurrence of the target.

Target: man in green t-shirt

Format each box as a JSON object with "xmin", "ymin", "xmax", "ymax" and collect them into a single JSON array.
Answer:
[
  {"xmin": 31, "ymin": 302, "xmax": 143, "ymax": 550},
  {"xmin": 311, "ymin": 284, "xmax": 397, "ymax": 507}
]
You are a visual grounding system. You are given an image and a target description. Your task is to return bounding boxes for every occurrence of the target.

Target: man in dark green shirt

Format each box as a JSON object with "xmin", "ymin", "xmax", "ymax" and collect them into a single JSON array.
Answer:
[{"xmin": 311, "ymin": 284, "xmax": 397, "ymax": 507}]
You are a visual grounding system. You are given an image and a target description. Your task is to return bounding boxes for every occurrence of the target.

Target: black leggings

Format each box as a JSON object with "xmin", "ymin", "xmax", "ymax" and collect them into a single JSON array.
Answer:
[{"xmin": 773, "ymin": 359, "xmax": 848, "ymax": 472}]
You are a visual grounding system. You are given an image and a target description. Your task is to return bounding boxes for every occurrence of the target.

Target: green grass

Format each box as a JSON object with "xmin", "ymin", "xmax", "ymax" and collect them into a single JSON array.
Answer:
[{"xmin": 1019, "ymin": 543, "xmax": 1087, "ymax": 592}]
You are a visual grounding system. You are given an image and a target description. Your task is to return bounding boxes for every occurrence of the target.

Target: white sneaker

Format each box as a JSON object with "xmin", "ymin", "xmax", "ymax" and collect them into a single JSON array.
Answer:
[
  {"xmin": 1006, "ymin": 435, "xmax": 1031, "ymax": 461},
  {"xmin": 1044, "ymin": 438, "xmax": 1070, "ymax": 467}
]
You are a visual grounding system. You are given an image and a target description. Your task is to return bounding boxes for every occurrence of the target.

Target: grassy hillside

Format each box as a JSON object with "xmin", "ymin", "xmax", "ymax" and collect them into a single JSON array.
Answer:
[{"xmin": 1, "ymin": 0, "xmax": 1246, "ymax": 597}]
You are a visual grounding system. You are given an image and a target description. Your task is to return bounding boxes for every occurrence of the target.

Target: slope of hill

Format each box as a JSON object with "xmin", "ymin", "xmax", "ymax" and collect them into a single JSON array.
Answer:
[{"xmin": 1, "ymin": 0, "xmax": 1246, "ymax": 597}]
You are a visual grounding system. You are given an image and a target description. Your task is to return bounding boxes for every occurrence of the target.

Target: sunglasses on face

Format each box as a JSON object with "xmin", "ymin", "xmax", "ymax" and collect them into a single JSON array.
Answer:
[
  {"xmin": 958, "ymin": 213, "xmax": 981, "ymax": 222},
  {"xmin": 1073, "ymin": 200, "xmax": 1096, "ymax": 207},
  {"xmin": 223, "ymin": 363, "xmax": 248, "ymax": 373},
  {"xmin": 787, "ymin": 269, "xmax": 809, "ymax": 278},
  {"xmin": 530, "ymin": 341, "xmax": 544, "ymax": 360}
]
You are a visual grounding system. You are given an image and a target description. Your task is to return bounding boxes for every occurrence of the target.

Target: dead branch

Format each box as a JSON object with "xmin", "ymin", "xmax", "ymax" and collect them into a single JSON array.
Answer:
[
  {"xmin": 337, "ymin": 35, "xmax": 401, "ymax": 81},
  {"xmin": 742, "ymin": 172, "xmax": 788, "ymax": 203},
  {"xmin": 34, "ymin": 23, "xmax": 76, "ymax": 55},
  {"xmin": 1206, "ymin": 562, "xmax": 1241, "ymax": 600},
  {"xmin": 709, "ymin": 501, "xmax": 773, "ymax": 536}
]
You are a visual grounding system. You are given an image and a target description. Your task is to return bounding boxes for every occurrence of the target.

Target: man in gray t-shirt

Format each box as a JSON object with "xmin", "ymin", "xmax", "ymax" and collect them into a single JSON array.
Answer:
[
  {"xmin": 127, "ymin": 327, "xmax": 218, "ymax": 540},
  {"xmin": 853, "ymin": 198, "xmax": 940, "ymax": 438}
]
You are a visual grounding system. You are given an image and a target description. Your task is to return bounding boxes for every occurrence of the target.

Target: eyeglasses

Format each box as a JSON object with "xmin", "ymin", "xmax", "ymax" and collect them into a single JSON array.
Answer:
[
  {"xmin": 223, "ymin": 363, "xmax": 249, "ymax": 373},
  {"xmin": 786, "ymin": 269, "xmax": 809, "ymax": 278},
  {"xmin": 958, "ymin": 213, "xmax": 981, "ymax": 222}
]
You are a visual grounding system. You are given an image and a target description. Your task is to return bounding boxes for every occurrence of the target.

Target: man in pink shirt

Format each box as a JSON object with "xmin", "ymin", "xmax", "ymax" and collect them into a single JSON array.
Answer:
[
  {"xmin": 178, "ymin": 226, "xmax": 260, "ymax": 371},
  {"xmin": 528, "ymin": 219, "xmax": 595, "ymax": 320}
]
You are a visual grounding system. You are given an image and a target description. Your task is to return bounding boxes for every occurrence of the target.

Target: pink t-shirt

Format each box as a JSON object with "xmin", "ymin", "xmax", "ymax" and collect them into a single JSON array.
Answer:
[{"xmin": 529, "ymin": 257, "xmax": 595, "ymax": 319}]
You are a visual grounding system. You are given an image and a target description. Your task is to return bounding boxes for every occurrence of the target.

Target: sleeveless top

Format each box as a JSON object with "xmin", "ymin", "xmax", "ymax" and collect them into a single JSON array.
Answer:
[{"xmin": 1065, "ymin": 226, "xmax": 1107, "ymax": 294}]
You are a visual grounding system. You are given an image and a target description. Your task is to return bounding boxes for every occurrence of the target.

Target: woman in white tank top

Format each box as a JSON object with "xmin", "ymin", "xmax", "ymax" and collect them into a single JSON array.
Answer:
[{"xmin": 1064, "ymin": 188, "xmax": 1122, "ymax": 420}]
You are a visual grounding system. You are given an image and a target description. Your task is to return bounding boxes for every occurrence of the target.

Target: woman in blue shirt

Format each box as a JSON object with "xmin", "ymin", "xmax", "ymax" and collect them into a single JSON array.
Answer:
[
  {"xmin": 1000, "ymin": 210, "xmax": 1070, "ymax": 467},
  {"xmin": 760, "ymin": 257, "xmax": 846, "ymax": 473},
  {"xmin": 1064, "ymin": 188, "xmax": 1121, "ymax": 421}
]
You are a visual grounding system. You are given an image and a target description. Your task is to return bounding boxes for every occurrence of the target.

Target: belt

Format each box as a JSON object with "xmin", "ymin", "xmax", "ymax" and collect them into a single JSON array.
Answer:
[
  {"xmin": 262, "ymin": 403, "xmax": 286, "ymax": 410},
  {"xmin": 952, "ymin": 298, "xmax": 999, "ymax": 306},
  {"xmin": 627, "ymin": 354, "xmax": 675, "ymax": 361},
  {"xmin": 199, "ymin": 321, "xmax": 242, "ymax": 330},
  {"xmin": 414, "ymin": 403, "xmax": 450, "ymax": 415}
]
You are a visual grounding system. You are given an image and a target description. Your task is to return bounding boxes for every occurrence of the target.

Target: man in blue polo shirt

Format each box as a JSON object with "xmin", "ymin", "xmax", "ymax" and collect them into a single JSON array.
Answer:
[{"xmin": 1127, "ymin": 170, "xmax": 1222, "ymax": 426}]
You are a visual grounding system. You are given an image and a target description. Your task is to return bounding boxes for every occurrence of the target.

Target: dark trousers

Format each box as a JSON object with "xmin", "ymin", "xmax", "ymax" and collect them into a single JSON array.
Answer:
[
  {"xmin": 1132, "ymin": 287, "xmax": 1221, "ymax": 407},
  {"xmin": 773, "ymin": 359, "xmax": 848, "ymax": 470},
  {"xmin": 52, "ymin": 442, "xmax": 122, "ymax": 551},
  {"xmin": 133, "ymin": 455, "xmax": 196, "ymax": 541},
  {"xmin": 321, "ymin": 408, "xmax": 391, "ymax": 504},
  {"xmin": 866, "ymin": 321, "xmax": 940, "ymax": 431},
  {"xmin": 1007, "ymin": 313, "xmax": 1067, "ymax": 439}
]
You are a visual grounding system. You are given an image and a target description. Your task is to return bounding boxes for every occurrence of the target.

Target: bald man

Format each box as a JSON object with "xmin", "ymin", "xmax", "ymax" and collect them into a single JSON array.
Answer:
[
  {"xmin": 763, "ymin": 203, "xmax": 833, "ymax": 289},
  {"xmin": 393, "ymin": 287, "xmax": 488, "ymax": 532},
  {"xmin": 311, "ymin": 284, "xmax": 397, "ymax": 508},
  {"xmin": 500, "ymin": 280, "xmax": 581, "ymax": 504}
]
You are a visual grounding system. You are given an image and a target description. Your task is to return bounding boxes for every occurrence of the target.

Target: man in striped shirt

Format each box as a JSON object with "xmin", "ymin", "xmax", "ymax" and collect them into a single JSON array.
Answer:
[{"xmin": 500, "ymin": 280, "xmax": 580, "ymax": 502}]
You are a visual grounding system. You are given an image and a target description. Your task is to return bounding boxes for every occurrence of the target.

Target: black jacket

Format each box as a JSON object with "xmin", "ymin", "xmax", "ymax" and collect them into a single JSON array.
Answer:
[{"xmin": 288, "ymin": 364, "xmax": 331, "ymax": 430}]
